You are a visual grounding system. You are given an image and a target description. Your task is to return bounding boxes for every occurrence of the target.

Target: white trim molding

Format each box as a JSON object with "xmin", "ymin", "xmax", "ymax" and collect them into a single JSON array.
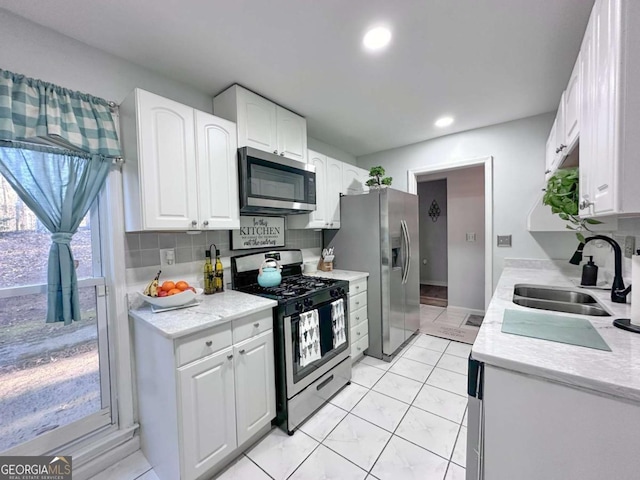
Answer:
[{"xmin": 407, "ymin": 156, "xmax": 494, "ymax": 309}]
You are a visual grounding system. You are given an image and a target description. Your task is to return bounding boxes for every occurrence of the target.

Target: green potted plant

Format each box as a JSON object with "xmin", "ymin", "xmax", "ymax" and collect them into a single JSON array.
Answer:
[
  {"xmin": 365, "ymin": 166, "xmax": 393, "ymax": 188},
  {"xmin": 542, "ymin": 167, "xmax": 601, "ymax": 242}
]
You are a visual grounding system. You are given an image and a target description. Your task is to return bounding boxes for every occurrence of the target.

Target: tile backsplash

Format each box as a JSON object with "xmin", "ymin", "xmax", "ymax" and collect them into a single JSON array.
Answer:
[{"xmin": 125, "ymin": 229, "xmax": 322, "ymax": 268}]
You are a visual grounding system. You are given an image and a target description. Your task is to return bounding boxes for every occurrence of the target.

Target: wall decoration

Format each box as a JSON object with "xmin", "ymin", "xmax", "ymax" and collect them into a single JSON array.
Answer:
[
  {"xmin": 428, "ymin": 199, "xmax": 441, "ymax": 222},
  {"xmin": 232, "ymin": 216, "xmax": 286, "ymax": 250}
]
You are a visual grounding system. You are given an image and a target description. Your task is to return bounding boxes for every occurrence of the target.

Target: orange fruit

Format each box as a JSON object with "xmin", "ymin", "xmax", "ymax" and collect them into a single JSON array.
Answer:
[
  {"xmin": 161, "ymin": 281, "xmax": 175, "ymax": 292},
  {"xmin": 175, "ymin": 280, "xmax": 190, "ymax": 291},
  {"xmin": 167, "ymin": 288, "xmax": 182, "ymax": 296}
]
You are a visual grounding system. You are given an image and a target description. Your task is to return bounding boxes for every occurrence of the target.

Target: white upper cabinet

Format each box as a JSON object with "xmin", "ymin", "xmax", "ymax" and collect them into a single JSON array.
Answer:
[
  {"xmin": 564, "ymin": 54, "xmax": 581, "ymax": 149},
  {"xmin": 214, "ymin": 85, "xmax": 307, "ymax": 163},
  {"xmin": 545, "ymin": 117, "xmax": 557, "ymax": 180},
  {"xmin": 288, "ymin": 150, "xmax": 343, "ymax": 229},
  {"xmin": 121, "ymin": 88, "xmax": 240, "ymax": 231},
  {"xmin": 276, "ymin": 106, "xmax": 307, "ymax": 163},
  {"xmin": 326, "ymin": 158, "xmax": 343, "ymax": 228},
  {"xmin": 343, "ymin": 164, "xmax": 370, "ymax": 194},
  {"xmin": 575, "ymin": 0, "xmax": 640, "ymax": 217},
  {"xmin": 195, "ymin": 111, "xmax": 240, "ymax": 230}
]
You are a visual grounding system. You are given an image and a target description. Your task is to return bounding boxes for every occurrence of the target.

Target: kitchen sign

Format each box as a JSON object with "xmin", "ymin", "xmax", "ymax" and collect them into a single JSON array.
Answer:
[{"xmin": 232, "ymin": 216, "xmax": 286, "ymax": 250}]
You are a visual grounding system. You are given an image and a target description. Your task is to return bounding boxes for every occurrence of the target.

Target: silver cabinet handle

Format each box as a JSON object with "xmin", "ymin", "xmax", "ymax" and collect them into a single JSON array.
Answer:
[
  {"xmin": 559, "ymin": 144, "xmax": 567, "ymax": 151},
  {"xmin": 579, "ymin": 199, "xmax": 593, "ymax": 210},
  {"xmin": 273, "ymin": 150, "xmax": 278, "ymax": 154},
  {"xmin": 356, "ymin": 285, "xmax": 360, "ymax": 290},
  {"xmin": 356, "ymin": 316, "xmax": 360, "ymax": 321},
  {"xmin": 357, "ymin": 331, "xmax": 361, "ymax": 336},
  {"xmin": 227, "ymin": 354, "xmax": 233, "ymax": 360},
  {"xmin": 330, "ymin": 223, "xmax": 334, "ymax": 227},
  {"xmin": 239, "ymin": 349, "xmax": 246, "ymax": 354},
  {"xmin": 203, "ymin": 221, "xmax": 209, "ymax": 226},
  {"xmin": 356, "ymin": 301, "xmax": 360, "ymax": 306},
  {"xmin": 205, "ymin": 340, "xmax": 212, "ymax": 347},
  {"xmin": 280, "ymin": 152, "xmax": 285, "ymax": 156},
  {"xmin": 545, "ymin": 169, "xmax": 551, "ymax": 174},
  {"xmin": 357, "ymin": 346, "xmax": 361, "ymax": 351},
  {"xmin": 253, "ymin": 322, "xmax": 260, "ymax": 327},
  {"xmin": 191, "ymin": 220, "xmax": 197, "ymax": 226}
]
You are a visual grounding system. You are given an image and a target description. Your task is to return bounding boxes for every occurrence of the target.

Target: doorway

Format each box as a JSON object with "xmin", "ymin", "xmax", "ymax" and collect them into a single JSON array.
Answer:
[
  {"xmin": 409, "ymin": 156, "xmax": 492, "ymax": 344},
  {"xmin": 418, "ymin": 179, "xmax": 448, "ymax": 307}
]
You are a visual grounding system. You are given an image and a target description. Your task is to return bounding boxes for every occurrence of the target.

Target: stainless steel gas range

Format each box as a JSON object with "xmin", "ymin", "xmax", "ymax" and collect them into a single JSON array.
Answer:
[{"xmin": 231, "ymin": 249, "xmax": 352, "ymax": 435}]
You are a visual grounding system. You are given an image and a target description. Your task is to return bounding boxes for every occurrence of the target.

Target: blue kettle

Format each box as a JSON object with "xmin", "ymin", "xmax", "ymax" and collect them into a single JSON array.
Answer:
[{"xmin": 258, "ymin": 258, "xmax": 282, "ymax": 287}]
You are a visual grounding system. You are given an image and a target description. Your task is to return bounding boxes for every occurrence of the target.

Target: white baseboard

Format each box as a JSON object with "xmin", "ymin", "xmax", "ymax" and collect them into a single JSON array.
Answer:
[
  {"xmin": 420, "ymin": 280, "xmax": 448, "ymax": 287},
  {"xmin": 446, "ymin": 306, "xmax": 485, "ymax": 316}
]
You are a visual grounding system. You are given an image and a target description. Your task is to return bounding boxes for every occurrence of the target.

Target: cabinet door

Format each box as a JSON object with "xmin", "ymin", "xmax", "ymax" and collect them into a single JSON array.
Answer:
[
  {"xmin": 565, "ymin": 54, "xmax": 581, "ymax": 148},
  {"xmin": 579, "ymin": 13, "xmax": 596, "ymax": 217},
  {"xmin": 591, "ymin": 0, "xmax": 619, "ymax": 215},
  {"xmin": 553, "ymin": 92, "xmax": 566, "ymax": 169},
  {"xmin": 234, "ymin": 330, "xmax": 276, "ymax": 446},
  {"xmin": 178, "ymin": 348, "xmax": 236, "ymax": 480},
  {"xmin": 276, "ymin": 106, "xmax": 307, "ymax": 162},
  {"xmin": 195, "ymin": 111, "xmax": 240, "ymax": 230},
  {"xmin": 326, "ymin": 158, "xmax": 343, "ymax": 228},
  {"xmin": 309, "ymin": 151, "xmax": 329, "ymax": 228},
  {"xmin": 545, "ymin": 119, "xmax": 557, "ymax": 180},
  {"xmin": 236, "ymin": 88, "xmax": 278, "ymax": 154},
  {"xmin": 343, "ymin": 164, "xmax": 363, "ymax": 195},
  {"xmin": 137, "ymin": 90, "xmax": 199, "ymax": 230}
]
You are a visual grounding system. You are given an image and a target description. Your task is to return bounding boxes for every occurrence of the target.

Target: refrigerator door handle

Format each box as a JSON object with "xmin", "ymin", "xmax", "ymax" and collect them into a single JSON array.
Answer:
[
  {"xmin": 401, "ymin": 220, "xmax": 409, "ymax": 284},
  {"xmin": 404, "ymin": 219, "xmax": 412, "ymax": 282}
]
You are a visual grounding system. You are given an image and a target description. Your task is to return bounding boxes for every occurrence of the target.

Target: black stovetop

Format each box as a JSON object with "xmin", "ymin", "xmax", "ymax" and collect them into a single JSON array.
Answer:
[{"xmin": 237, "ymin": 275, "xmax": 344, "ymax": 302}]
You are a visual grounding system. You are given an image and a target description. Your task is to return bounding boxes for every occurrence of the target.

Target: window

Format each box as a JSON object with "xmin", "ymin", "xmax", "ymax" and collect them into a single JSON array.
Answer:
[{"xmin": 0, "ymin": 175, "xmax": 111, "ymax": 453}]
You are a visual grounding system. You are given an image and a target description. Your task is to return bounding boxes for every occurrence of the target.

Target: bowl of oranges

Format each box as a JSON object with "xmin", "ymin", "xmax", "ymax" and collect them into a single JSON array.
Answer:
[{"xmin": 139, "ymin": 276, "xmax": 203, "ymax": 308}]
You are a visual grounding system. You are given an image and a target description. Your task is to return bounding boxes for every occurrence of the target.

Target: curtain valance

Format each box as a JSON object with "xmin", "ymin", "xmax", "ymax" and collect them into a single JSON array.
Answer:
[{"xmin": 0, "ymin": 69, "xmax": 121, "ymax": 157}]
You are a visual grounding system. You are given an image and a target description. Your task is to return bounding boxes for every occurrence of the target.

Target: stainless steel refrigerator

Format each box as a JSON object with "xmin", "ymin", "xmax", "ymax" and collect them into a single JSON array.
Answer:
[{"xmin": 324, "ymin": 188, "xmax": 420, "ymax": 360}]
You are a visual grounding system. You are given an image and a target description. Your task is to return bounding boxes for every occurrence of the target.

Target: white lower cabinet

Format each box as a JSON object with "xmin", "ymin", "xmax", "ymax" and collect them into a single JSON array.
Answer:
[
  {"xmin": 234, "ymin": 330, "xmax": 276, "ymax": 445},
  {"xmin": 178, "ymin": 348, "xmax": 236, "ymax": 480},
  {"xmin": 347, "ymin": 278, "xmax": 369, "ymax": 362},
  {"xmin": 132, "ymin": 310, "xmax": 275, "ymax": 480}
]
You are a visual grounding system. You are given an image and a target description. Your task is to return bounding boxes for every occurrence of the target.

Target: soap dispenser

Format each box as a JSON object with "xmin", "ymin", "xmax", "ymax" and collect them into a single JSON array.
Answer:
[{"xmin": 581, "ymin": 256, "xmax": 598, "ymax": 286}]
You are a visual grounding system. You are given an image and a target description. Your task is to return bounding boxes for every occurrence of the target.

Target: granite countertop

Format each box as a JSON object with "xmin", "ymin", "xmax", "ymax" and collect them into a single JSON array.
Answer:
[
  {"xmin": 473, "ymin": 260, "xmax": 640, "ymax": 401},
  {"xmin": 129, "ymin": 290, "xmax": 277, "ymax": 339},
  {"xmin": 305, "ymin": 269, "xmax": 369, "ymax": 282}
]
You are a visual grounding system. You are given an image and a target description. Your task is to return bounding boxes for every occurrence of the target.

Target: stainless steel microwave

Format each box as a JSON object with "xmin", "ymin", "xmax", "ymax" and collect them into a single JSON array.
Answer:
[{"xmin": 238, "ymin": 147, "xmax": 316, "ymax": 215}]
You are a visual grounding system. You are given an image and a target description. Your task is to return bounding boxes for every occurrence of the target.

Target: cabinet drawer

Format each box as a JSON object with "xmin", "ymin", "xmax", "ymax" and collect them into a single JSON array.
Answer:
[
  {"xmin": 349, "ymin": 291, "xmax": 367, "ymax": 312},
  {"xmin": 350, "ymin": 277, "xmax": 367, "ymax": 296},
  {"xmin": 232, "ymin": 310, "xmax": 273, "ymax": 344},
  {"xmin": 175, "ymin": 323, "xmax": 232, "ymax": 367},
  {"xmin": 351, "ymin": 334, "xmax": 369, "ymax": 358},
  {"xmin": 350, "ymin": 321, "xmax": 368, "ymax": 346},
  {"xmin": 350, "ymin": 305, "xmax": 367, "ymax": 328}
]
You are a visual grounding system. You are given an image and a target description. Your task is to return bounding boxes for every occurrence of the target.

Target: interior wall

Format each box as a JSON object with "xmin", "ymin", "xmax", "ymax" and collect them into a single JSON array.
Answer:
[
  {"xmin": 0, "ymin": 9, "xmax": 213, "ymax": 111},
  {"xmin": 417, "ymin": 180, "xmax": 448, "ymax": 286},
  {"xmin": 357, "ymin": 112, "xmax": 578, "ymax": 290},
  {"xmin": 307, "ymin": 137, "xmax": 357, "ymax": 165}
]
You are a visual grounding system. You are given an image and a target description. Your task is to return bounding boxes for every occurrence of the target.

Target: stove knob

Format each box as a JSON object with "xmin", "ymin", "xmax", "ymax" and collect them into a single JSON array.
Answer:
[
  {"xmin": 339, "ymin": 287, "xmax": 346, "ymax": 296},
  {"xmin": 304, "ymin": 298, "xmax": 313, "ymax": 308},
  {"xmin": 295, "ymin": 302, "xmax": 303, "ymax": 312}
]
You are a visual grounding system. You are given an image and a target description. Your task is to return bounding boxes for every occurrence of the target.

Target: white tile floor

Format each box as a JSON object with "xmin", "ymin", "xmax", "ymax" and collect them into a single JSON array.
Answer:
[{"xmin": 96, "ymin": 333, "xmax": 471, "ymax": 480}]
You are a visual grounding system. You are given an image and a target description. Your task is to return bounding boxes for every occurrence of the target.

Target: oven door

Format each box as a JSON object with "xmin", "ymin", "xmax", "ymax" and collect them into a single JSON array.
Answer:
[
  {"xmin": 238, "ymin": 147, "xmax": 316, "ymax": 214},
  {"xmin": 283, "ymin": 299, "xmax": 350, "ymax": 398}
]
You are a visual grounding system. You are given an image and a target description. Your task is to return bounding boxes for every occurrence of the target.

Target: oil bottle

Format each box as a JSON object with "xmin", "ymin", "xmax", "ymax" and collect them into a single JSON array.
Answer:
[
  {"xmin": 203, "ymin": 246, "xmax": 215, "ymax": 294},
  {"xmin": 214, "ymin": 247, "xmax": 224, "ymax": 292}
]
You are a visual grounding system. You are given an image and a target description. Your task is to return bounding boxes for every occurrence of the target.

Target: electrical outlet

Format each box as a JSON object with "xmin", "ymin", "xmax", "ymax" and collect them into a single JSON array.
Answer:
[
  {"xmin": 160, "ymin": 248, "xmax": 175, "ymax": 266},
  {"xmin": 497, "ymin": 235, "xmax": 512, "ymax": 247},
  {"xmin": 624, "ymin": 236, "xmax": 636, "ymax": 259},
  {"xmin": 466, "ymin": 233, "xmax": 476, "ymax": 242}
]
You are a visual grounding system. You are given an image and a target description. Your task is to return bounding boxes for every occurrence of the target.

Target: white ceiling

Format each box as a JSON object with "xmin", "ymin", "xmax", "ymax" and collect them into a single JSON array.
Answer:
[{"xmin": 0, "ymin": 0, "xmax": 593, "ymax": 157}]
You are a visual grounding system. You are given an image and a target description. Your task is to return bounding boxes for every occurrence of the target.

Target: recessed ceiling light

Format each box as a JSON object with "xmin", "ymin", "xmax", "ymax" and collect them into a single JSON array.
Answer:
[
  {"xmin": 435, "ymin": 116, "xmax": 454, "ymax": 128},
  {"xmin": 363, "ymin": 26, "xmax": 392, "ymax": 51}
]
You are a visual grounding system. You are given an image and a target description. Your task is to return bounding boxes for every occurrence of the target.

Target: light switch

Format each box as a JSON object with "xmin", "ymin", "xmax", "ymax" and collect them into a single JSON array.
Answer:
[
  {"xmin": 466, "ymin": 233, "xmax": 476, "ymax": 242},
  {"xmin": 497, "ymin": 235, "xmax": 512, "ymax": 247},
  {"xmin": 624, "ymin": 236, "xmax": 636, "ymax": 259}
]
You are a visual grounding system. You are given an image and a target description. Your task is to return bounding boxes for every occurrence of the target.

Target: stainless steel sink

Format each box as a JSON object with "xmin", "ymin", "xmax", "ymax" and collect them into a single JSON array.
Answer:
[
  {"xmin": 513, "ymin": 285, "xmax": 598, "ymax": 304},
  {"xmin": 512, "ymin": 284, "xmax": 611, "ymax": 317}
]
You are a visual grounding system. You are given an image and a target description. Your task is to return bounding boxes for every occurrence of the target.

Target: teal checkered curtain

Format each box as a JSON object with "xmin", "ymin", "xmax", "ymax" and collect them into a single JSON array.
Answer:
[
  {"xmin": 0, "ymin": 69, "xmax": 121, "ymax": 157},
  {"xmin": 0, "ymin": 70, "xmax": 119, "ymax": 325}
]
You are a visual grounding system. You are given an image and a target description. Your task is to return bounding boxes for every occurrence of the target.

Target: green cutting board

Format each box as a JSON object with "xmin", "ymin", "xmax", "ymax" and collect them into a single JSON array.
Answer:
[{"xmin": 502, "ymin": 309, "xmax": 611, "ymax": 351}]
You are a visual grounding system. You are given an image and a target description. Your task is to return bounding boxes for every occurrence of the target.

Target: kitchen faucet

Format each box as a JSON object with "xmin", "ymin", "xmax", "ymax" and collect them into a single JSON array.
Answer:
[{"xmin": 569, "ymin": 235, "xmax": 632, "ymax": 303}]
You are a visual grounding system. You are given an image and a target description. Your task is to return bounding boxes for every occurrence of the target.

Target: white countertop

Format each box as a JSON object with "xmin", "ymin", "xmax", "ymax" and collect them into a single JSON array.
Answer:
[
  {"xmin": 304, "ymin": 269, "xmax": 369, "ymax": 282},
  {"xmin": 129, "ymin": 290, "xmax": 277, "ymax": 339},
  {"xmin": 473, "ymin": 260, "xmax": 640, "ymax": 401}
]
